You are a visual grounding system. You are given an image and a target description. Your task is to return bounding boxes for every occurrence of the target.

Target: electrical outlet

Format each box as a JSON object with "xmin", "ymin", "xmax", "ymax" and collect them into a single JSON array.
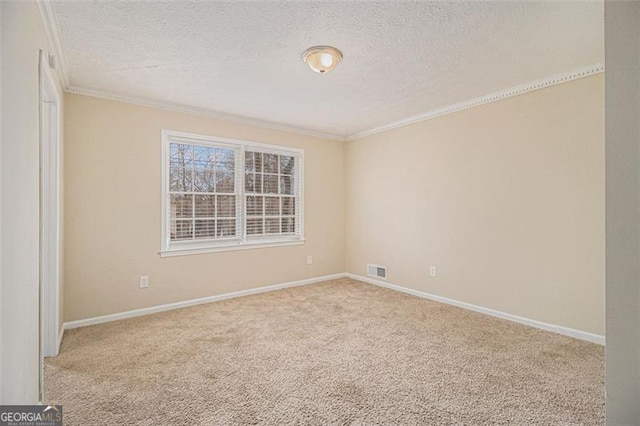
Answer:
[
  {"xmin": 429, "ymin": 266, "xmax": 437, "ymax": 277},
  {"xmin": 307, "ymin": 256, "xmax": 313, "ymax": 265},
  {"xmin": 139, "ymin": 275, "xmax": 149, "ymax": 288}
]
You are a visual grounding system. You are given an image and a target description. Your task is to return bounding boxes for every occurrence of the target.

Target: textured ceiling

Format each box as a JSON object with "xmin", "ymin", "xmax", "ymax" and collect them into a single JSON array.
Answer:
[{"xmin": 52, "ymin": 1, "xmax": 603, "ymax": 138}]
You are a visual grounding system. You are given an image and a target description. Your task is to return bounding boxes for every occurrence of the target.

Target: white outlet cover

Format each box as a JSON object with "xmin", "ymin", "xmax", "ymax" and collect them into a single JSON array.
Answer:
[
  {"xmin": 139, "ymin": 275, "xmax": 149, "ymax": 288},
  {"xmin": 429, "ymin": 266, "xmax": 437, "ymax": 277}
]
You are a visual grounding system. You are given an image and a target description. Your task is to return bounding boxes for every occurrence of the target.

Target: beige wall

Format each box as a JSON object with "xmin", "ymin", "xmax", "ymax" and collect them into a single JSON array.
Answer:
[
  {"xmin": 345, "ymin": 75, "xmax": 604, "ymax": 335},
  {"xmin": 65, "ymin": 72, "xmax": 604, "ymax": 338},
  {"xmin": 64, "ymin": 94, "xmax": 345, "ymax": 321},
  {"xmin": 605, "ymin": 1, "xmax": 640, "ymax": 422},
  {"xmin": 1, "ymin": 1, "xmax": 64, "ymax": 403}
]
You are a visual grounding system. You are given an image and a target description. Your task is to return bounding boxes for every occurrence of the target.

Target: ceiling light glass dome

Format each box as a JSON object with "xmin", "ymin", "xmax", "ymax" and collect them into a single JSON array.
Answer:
[{"xmin": 302, "ymin": 46, "xmax": 343, "ymax": 74}]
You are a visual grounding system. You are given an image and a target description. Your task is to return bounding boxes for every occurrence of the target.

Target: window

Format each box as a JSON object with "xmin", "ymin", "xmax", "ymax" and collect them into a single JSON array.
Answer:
[{"xmin": 161, "ymin": 130, "xmax": 303, "ymax": 256}]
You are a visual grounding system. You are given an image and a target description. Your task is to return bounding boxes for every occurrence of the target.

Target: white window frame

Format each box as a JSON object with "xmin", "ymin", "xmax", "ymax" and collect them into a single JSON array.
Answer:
[{"xmin": 160, "ymin": 130, "xmax": 304, "ymax": 257}]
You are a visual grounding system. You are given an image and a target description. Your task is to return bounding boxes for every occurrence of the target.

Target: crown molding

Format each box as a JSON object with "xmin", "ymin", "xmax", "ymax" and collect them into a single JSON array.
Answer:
[
  {"xmin": 36, "ymin": 0, "xmax": 70, "ymax": 88},
  {"xmin": 65, "ymin": 64, "xmax": 602, "ymax": 143},
  {"xmin": 65, "ymin": 86, "xmax": 347, "ymax": 141},
  {"xmin": 345, "ymin": 63, "xmax": 605, "ymax": 141}
]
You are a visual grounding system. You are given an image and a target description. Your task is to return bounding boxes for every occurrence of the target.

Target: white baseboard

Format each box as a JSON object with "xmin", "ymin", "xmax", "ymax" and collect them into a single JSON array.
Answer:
[
  {"xmin": 63, "ymin": 271, "xmax": 604, "ymax": 346},
  {"xmin": 346, "ymin": 273, "xmax": 605, "ymax": 346},
  {"xmin": 64, "ymin": 273, "xmax": 347, "ymax": 330}
]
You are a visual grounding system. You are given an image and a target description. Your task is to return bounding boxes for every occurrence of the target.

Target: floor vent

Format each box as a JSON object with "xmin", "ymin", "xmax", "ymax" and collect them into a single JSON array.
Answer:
[{"xmin": 367, "ymin": 263, "xmax": 387, "ymax": 280}]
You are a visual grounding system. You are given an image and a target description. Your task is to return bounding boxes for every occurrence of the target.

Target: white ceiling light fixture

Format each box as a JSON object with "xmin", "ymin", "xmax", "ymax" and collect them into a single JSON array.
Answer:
[{"xmin": 302, "ymin": 46, "xmax": 343, "ymax": 74}]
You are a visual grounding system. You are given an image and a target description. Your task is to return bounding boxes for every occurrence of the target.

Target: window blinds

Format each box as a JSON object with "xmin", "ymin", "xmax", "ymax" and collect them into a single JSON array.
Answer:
[{"xmin": 163, "ymin": 131, "xmax": 303, "ymax": 253}]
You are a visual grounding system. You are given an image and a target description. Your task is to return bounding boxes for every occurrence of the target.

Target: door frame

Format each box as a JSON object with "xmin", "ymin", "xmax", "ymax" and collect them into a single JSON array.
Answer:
[{"xmin": 39, "ymin": 49, "xmax": 62, "ymax": 371}]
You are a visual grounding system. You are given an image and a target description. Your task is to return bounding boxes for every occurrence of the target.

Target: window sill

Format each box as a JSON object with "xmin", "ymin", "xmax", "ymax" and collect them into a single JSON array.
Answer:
[{"xmin": 159, "ymin": 239, "xmax": 305, "ymax": 257}]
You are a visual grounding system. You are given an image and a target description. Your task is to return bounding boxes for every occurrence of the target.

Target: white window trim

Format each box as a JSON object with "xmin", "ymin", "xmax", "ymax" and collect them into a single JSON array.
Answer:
[{"xmin": 160, "ymin": 130, "xmax": 305, "ymax": 257}]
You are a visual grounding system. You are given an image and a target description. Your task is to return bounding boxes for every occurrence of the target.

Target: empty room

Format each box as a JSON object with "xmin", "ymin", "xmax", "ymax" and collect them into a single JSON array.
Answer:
[{"xmin": 1, "ymin": 0, "xmax": 639, "ymax": 424}]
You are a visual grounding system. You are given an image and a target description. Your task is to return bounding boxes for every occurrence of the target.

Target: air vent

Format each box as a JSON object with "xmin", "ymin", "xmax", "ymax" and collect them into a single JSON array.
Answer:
[{"xmin": 367, "ymin": 263, "xmax": 387, "ymax": 280}]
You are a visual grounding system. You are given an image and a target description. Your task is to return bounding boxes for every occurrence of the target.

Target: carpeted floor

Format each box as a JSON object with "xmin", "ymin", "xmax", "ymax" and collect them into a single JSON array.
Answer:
[{"xmin": 45, "ymin": 278, "xmax": 604, "ymax": 425}]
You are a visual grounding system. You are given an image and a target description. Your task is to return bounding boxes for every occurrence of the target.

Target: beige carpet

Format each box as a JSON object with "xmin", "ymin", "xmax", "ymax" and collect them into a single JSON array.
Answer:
[{"xmin": 45, "ymin": 278, "xmax": 604, "ymax": 425}]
